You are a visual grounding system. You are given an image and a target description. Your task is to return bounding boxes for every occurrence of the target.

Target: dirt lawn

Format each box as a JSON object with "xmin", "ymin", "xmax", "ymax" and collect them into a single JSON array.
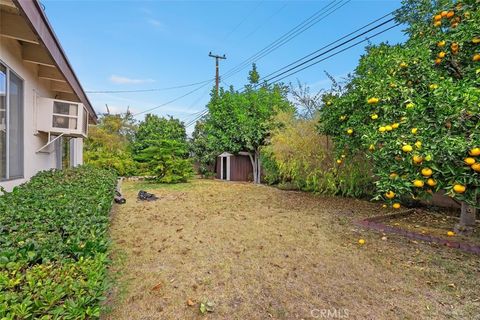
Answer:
[{"xmin": 104, "ymin": 179, "xmax": 480, "ymax": 320}]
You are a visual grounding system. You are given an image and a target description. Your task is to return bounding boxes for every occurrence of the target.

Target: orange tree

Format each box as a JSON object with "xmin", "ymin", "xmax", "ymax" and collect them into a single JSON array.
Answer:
[{"xmin": 319, "ymin": 0, "xmax": 479, "ymax": 230}]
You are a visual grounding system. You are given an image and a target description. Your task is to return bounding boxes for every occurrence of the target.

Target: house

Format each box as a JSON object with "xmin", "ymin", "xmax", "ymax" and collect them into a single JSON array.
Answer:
[
  {"xmin": 216, "ymin": 152, "xmax": 253, "ymax": 181},
  {"xmin": 0, "ymin": 0, "xmax": 96, "ymax": 191}
]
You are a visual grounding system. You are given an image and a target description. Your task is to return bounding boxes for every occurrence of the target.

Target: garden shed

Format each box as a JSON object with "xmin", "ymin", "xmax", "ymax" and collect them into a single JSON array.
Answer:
[{"xmin": 216, "ymin": 152, "xmax": 253, "ymax": 181}]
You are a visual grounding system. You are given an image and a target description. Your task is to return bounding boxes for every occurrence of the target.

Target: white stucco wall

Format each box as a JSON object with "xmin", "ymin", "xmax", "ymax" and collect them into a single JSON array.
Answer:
[{"xmin": 0, "ymin": 37, "xmax": 84, "ymax": 191}]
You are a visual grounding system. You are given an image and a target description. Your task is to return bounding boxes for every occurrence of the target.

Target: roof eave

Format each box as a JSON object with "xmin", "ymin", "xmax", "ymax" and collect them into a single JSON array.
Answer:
[{"xmin": 12, "ymin": 0, "xmax": 98, "ymax": 123}]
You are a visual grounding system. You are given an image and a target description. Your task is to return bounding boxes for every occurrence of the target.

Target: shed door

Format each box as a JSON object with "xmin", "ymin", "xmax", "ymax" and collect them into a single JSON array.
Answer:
[{"xmin": 222, "ymin": 157, "xmax": 227, "ymax": 180}]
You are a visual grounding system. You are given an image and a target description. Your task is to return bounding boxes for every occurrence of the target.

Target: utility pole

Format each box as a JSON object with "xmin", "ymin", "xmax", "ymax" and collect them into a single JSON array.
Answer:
[{"xmin": 209, "ymin": 52, "xmax": 226, "ymax": 95}]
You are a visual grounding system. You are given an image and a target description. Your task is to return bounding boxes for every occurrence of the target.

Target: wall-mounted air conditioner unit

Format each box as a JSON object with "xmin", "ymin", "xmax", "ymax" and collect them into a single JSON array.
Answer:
[{"xmin": 37, "ymin": 97, "xmax": 88, "ymax": 138}]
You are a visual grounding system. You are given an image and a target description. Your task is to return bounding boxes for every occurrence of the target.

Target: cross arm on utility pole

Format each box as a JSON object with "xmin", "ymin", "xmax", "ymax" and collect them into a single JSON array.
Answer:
[{"xmin": 209, "ymin": 52, "xmax": 227, "ymax": 95}]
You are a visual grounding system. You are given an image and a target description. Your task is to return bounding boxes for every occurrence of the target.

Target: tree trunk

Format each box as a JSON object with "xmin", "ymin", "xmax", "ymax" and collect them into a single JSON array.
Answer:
[
  {"xmin": 248, "ymin": 149, "xmax": 261, "ymax": 184},
  {"xmin": 455, "ymin": 201, "xmax": 477, "ymax": 235},
  {"xmin": 256, "ymin": 149, "xmax": 262, "ymax": 184}
]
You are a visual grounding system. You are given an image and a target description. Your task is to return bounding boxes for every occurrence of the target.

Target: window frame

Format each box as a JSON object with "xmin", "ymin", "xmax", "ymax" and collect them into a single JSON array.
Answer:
[{"xmin": 0, "ymin": 59, "xmax": 25, "ymax": 182}]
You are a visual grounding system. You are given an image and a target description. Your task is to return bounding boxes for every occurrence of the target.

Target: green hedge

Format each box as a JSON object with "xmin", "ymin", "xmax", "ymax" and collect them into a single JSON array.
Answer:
[{"xmin": 0, "ymin": 166, "xmax": 117, "ymax": 319}]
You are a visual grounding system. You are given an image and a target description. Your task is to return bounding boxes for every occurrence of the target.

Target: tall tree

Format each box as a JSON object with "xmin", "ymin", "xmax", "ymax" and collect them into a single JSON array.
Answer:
[
  {"xmin": 84, "ymin": 112, "xmax": 137, "ymax": 175},
  {"xmin": 319, "ymin": 0, "xmax": 479, "ymax": 232},
  {"xmin": 204, "ymin": 65, "xmax": 294, "ymax": 183}
]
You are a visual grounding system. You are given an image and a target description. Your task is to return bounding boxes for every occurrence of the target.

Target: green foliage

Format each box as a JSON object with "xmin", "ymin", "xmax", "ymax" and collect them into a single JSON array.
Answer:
[
  {"xmin": 319, "ymin": 0, "xmax": 480, "ymax": 208},
  {"xmin": 133, "ymin": 114, "xmax": 186, "ymax": 154},
  {"xmin": 132, "ymin": 114, "xmax": 193, "ymax": 182},
  {"xmin": 190, "ymin": 120, "xmax": 218, "ymax": 176},
  {"xmin": 135, "ymin": 139, "xmax": 194, "ymax": 183},
  {"xmin": 0, "ymin": 166, "xmax": 117, "ymax": 319},
  {"xmin": 262, "ymin": 112, "xmax": 373, "ymax": 197},
  {"xmin": 84, "ymin": 113, "xmax": 138, "ymax": 176},
  {"xmin": 202, "ymin": 66, "xmax": 294, "ymax": 182}
]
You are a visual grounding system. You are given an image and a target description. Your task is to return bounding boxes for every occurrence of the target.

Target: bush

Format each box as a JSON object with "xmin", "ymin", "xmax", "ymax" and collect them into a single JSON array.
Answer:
[
  {"xmin": 0, "ymin": 166, "xmax": 117, "ymax": 319},
  {"xmin": 262, "ymin": 111, "xmax": 373, "ymax": 197},
  {"xmin": 134, "ymin": 139, "xmax": 194, "ymax": 183}
]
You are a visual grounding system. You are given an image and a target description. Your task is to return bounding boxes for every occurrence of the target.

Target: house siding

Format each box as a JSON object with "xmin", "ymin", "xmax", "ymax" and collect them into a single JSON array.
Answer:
[{"xmin": 0, "ymin": 37, "xmax": 83, "ymax": 191}]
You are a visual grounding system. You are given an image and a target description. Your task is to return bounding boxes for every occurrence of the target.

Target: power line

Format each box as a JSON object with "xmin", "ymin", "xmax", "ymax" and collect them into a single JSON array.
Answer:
[
  {"xmin": 221, "ymin": 0, "xmax": 344, "ymax": 79},
  {"xmin": 221, "ymin": 0, "xmax": 350, "ymax": 81},
  {"xmin": 221, "ymin": 1, "xmax": 264, "ymax": 42},
  {"xmin": 242, "ymin": 2, "xmax": 288, "ymax": 40},
  {"xmin": 264, "ymin": 23, "xmax": 401, "ymax": 85},
  {"xmin": 186, "ymin": 17, "xmax": 401, "ymax": 127},
  {"xmin": 261, "ymin": 12, "xmax": 395, "ymax": 81},
  {"xmin": 132, "ymin": 80, "xmax": 214, "ymax": 117},
  {"xmin": 262, "ymin": 19, "xmax": 398, "ymax": 84},
  {"xmin": 185, "ymin": 108, "xmax": 210, "ymax": 128},
  {"xmin": 85, "ymin": 78, "xmax": 214, "ymax": 94}
]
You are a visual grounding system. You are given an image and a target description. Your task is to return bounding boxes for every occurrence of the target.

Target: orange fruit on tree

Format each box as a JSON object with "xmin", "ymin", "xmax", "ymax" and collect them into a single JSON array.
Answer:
[
  {"xmin": 469, "ymin": 148, "xmax": 480, "ymax": 156},
  {"xmin": 446, "ymin": 11, "xmax": 454, "ymax": 18},
  {"xmin": 378, "ymin": 126, "xmax": 386, "ymax": 133},
  {"xmin": 392, "ymin": 203, "xmax": 401, "ymax": 209},
  {"xmin": 473, "ymin": 54, "xmax": 480, "ymax": 62},
  {"xmin": 437, "ymin": 40, "xmax": 446, "ymax": 47},
  {"xmin": 413, "ymin": 180, "xmax": 425, "ymax": 188},
  {"xmin": 453, "ymin": 184, "xmax": 466, "ymax": 193},
  {"xmin": 464, "ymin": 157, "xmax": 476, "ymax": 165},
  {"xmin": 473, "ymin": 37, "xmax": 480, "ymax": 44},
  {"xmin": 451, "ymin": 22, "xmax": 459, "ymax": 28},
  {"xmin": 434, "ymin": 21, "xmax": 442, "ymax": 27},
  {"xmin": 371, "ymin": 113, "xmax": 378, "ymax": 120},
  {"xmin": 406, "ymin": 102, "xmax": 415, "ymax": 109},
  {"xmin": 435, "ymin": 58, "xmax": 442, "ymax": 65},
  {"xmin": 399, "ymin": 62, "xmax": 408, "ymax": 68},
  {"xmin": 402, "ymin": 145, "xmax": 413, "ymax": 153},
  {"xmin": 434, "ymin": 14, "xmax": 442, "ymax": 21},
  {"xmin": 447, "ymin": 231, "xmax": 455, "ymax": 237},
  {"xmin": 389, "ymin": 173, "xmax": 398, "ymax": 179},
  {"xmin": 411, "ymin": 128, "xmax": 418, "ymax": 134},
  {"xmin": 438, "ymin": 51, "xmax": 446, "ymax": 58},
  {"xmin": 347, "ymin": 128, "xmax": 353, "ymax": 135},
  {"xmin": 392, "ymin": 123, "xmax": 399, "ymax": 129},
  {"xmin": 471, "ymin": 163, "xmax": 480, "ymax": 172},
  {"xmin": 451, "ymin": 43, "xmax": 459, "ymax": 50},
  {"xmin": 385, "ymin": 191, "xmax": 395, "ymax": 199},
  {"xmin": 427, "ymin": 178, "xmax": 437, "ymax": 187},
  {"xmin": 429, "ymin": 84, "xmax": 439, "ymax": 90},
  {"xmin": 441, "ymin": 10, "xmax": 448, "ymax": 18},
  {"xmin": 413, "ymin": 155, "xmax": 423, "ymax": 164},
  {"xmin": 421, "ymin": 167, "xmax": 433, "ymax": 177},
  {"xmin": 385, "ymin": 125, "xmax": 393, "ymax": 131},
  {"xmin": 367, "ymin": 97, "xmax": 379, "ymax": 104}
]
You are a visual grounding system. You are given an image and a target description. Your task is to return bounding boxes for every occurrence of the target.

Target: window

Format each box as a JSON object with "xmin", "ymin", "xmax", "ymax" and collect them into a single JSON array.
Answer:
[{"xmin": 0, "ymin": 62, "xmax": 24, "ymax": 181}]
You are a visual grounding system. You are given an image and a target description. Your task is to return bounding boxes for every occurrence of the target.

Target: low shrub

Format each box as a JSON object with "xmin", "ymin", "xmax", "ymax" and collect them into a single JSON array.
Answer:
[
  {"xmin": 262, "ymin": 112, "xmax": 374, "ymax": 198},
  {"xmin": 0, "ymin": 166, "xmax": 117, "ymax": 319},
  {"xmin": 134, "ymin": 139, "xmax": 194, "ymax": 183}
]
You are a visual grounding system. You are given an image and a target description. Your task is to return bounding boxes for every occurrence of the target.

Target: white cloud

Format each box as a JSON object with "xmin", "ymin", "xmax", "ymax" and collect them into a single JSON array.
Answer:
[{"xmin": 109, "ymin": 75, "xmax": 155, "ymax": 85}]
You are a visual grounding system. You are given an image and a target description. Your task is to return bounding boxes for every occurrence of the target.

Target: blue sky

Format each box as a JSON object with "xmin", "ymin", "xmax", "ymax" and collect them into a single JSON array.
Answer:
[{"xmin": 44, "ymin": 0, "xmax": 405, "ymax": 131}]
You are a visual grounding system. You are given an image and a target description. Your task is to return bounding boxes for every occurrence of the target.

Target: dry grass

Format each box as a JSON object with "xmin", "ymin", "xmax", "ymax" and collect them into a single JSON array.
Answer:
[{"xmin": 103, "ymin": 179, "xmax": 480, "ymax": 320}]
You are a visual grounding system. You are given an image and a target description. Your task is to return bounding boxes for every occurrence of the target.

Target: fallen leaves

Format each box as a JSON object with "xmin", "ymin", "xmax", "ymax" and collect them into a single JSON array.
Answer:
[{"xmin": 151, "ymin": 282, "xmax": 163, "ymax": 291}]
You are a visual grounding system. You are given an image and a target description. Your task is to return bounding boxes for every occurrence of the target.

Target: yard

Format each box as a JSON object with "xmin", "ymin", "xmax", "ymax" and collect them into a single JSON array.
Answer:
[{"xmin": 105, "ymin": 179, "xmax": 480, "ymax": 319}]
